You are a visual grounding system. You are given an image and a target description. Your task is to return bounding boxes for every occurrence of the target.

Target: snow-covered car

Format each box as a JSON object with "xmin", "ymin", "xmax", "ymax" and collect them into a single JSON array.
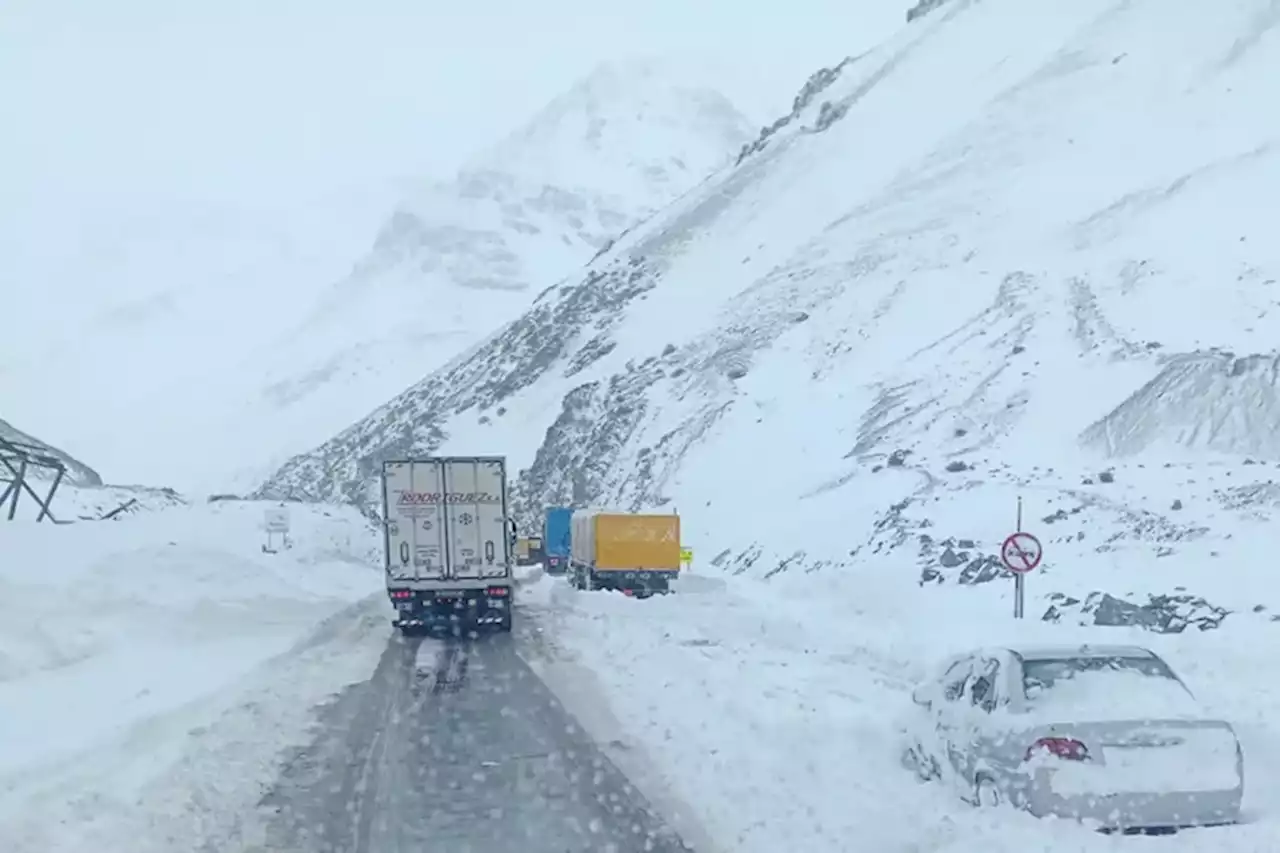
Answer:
[{"xmin": 900, "ymin": 643, "xmax": 1243, "ymax": 831}]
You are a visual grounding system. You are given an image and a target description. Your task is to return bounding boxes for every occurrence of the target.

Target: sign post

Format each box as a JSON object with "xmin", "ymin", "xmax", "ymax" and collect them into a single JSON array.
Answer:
[
  {"xmin": 1000, "ymin": 497, "xmax": 1042, "ymax": 619},
  {"xmin": 263, "ymin": 507, "xmax": 291, "ymax": 554}
]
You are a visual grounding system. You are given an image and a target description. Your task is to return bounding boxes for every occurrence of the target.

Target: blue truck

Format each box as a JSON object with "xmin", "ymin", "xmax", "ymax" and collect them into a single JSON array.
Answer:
[{"xmin": 543, "ymin": 506, "xmax": 573, "ymax": 574}]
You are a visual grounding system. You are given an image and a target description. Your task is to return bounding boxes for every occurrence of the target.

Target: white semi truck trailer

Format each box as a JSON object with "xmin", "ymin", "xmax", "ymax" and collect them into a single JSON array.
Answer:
[{"xmin": 380, "ymin": 456, "xmax": 515, "ymax": 634}]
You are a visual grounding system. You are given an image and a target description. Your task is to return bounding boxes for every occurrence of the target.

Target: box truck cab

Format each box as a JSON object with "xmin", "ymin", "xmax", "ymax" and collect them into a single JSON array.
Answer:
[{"xmin": 543, "ymin": 507, "xmax": 573, "ymax": 574}]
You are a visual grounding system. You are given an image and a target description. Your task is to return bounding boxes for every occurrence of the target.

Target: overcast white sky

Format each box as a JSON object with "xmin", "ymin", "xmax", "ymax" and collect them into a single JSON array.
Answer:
[
  {"xmin": 3, "ymin": 0, "xmax": 909, "ymax": 476},
  {"xmin": 3, "ymin": 0, "xmax": 905, "ymax": 210}
]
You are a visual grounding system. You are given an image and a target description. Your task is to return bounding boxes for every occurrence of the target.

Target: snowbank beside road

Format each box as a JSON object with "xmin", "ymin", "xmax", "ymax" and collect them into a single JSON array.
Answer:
[
  {"xmin": 525, "ymin": 572, "xmax": 1280, "ymax": 853},
  {"xmin": 0, "ymin": 500, "xmax": 386, "ymax": 852}
]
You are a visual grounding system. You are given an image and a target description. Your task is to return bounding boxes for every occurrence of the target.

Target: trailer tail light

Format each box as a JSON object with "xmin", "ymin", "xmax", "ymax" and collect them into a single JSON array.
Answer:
[
  {"xmin": 1026, "ymin": 737, "xmax": 1090, "ymax": 762},
  {"xmin": 486, "ymin": 586, "xmax": 509, "ymax": 597},
  {"xmin": 389, "ymin": 590, "xmax": 412, "ymax": 600},
  {"xmin": 621, "ymin": 589, "xmax": 635, "ymax": 597}
]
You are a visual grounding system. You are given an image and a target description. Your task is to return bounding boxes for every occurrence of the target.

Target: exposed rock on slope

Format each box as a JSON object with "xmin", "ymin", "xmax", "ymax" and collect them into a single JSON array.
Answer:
[
  {"xmin": 1080, "ymin": 351, "xmax": 1280, "ymax": 458},
  {"xmin": 253, "ymin": 257, "xmax": 663, "ymax": 509}
]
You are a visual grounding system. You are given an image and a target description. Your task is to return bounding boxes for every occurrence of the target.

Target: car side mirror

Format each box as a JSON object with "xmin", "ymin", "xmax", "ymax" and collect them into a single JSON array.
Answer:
[{"xmin": 912, "ymin": 685, "xmax": 932, "ymax": 708}]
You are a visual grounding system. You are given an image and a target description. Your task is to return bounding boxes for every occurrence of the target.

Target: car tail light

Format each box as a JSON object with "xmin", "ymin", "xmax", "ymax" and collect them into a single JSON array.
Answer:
[
  {"xmin": 549, "ymin": 558, "xmax": 559, "ymax": 566},
  {"xmin": 389, "ymin": 590, "xmax": 412, "ymax": 600},
  {"xmin": 486, "ymin": 586, "xmax": 509, "ymax": 597},
  {"xmin": 1026, "ymin": 736, "xmax": 1090, "ymax": 762},
  {"xmin": 622, "ymin": 589, "xmax": 635, "ymax": 596}
]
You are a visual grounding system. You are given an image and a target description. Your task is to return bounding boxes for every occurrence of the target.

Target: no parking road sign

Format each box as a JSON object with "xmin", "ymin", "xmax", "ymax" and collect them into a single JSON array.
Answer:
[{"xmin": 1000, "ymin": 531, "xmax": 1042, "ymax": 574}]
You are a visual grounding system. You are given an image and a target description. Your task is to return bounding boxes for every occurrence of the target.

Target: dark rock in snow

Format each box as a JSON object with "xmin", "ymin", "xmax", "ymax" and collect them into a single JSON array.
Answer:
[
  {"xmin": 736, "ymin": 57, "xmax": 858, "ymax": 164},
  {"xmin": 887, "ymin": 449, "xmax": 911, "ymax": 467},
  {"xmin": 1042, "ymin": 591, "xmax": 1229, "ymax": 633},
  {"xmin": 944, "ymin": 460, "xmax": 969, "ymax": 472},
  {"xmin": 907, "ymin": 0, "xmax": 950, "ymax": 22},
  {"xmin": 956, "ymin": 554, "xmax": 1004, "ymax": 585},
  {"xmin": 1098, "ymin": 470, "xmax": 1115, "ymax": 484},
  {"xmin": 1170, "ymin": 498, "xmax": 1183, "ymax": 510}
]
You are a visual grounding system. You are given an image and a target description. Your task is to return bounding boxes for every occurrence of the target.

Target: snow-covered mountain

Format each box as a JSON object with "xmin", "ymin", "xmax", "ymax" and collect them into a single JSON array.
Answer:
[
  {"xmin": 3, "ymin": 60, "xmax": 756, "ymax": 493},
  {"xmin": 257, "ymin": 0, "xmax": 1280, "ymax": 629},
  {"xmin": 1, "ymin": 195, "xmax": 389, "ymax": 491}
]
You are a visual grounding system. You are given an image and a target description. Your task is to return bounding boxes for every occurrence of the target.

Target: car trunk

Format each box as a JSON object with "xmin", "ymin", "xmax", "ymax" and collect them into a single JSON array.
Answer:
[{"xmin": 1026, "ymin": 719, "xmax": 1240, "ymax": 797}]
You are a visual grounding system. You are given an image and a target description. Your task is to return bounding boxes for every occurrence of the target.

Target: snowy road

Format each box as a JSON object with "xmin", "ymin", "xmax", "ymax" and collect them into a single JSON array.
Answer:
[{"xmin": 261, "ymin": 629, "xmax": 691, "ymax": 853}]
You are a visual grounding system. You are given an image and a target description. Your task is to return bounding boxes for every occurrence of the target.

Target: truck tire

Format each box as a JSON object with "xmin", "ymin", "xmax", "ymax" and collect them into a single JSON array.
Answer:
[{"xmin": 498, "ymin": 613, "xmax": 513, "ymax": 632}]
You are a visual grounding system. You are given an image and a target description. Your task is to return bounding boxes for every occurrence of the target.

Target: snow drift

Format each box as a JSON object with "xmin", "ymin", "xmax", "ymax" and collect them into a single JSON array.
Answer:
[{"xmin": 0, "ymin": 500, "xmax": 385, "ymax": 852}]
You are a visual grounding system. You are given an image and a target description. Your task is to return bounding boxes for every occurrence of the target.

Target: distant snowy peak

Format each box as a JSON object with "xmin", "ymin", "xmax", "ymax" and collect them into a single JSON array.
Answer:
[
  {"xmin": 467, "ymin": 58, "xmax": 757, "ymax": 205},
  {"xmin": 354, "ymin": 59, "xmax": 756, "ymax": 293},
  {"xmin": 360, "ymin": 170, "xmax": 632, "ymax": 293}
]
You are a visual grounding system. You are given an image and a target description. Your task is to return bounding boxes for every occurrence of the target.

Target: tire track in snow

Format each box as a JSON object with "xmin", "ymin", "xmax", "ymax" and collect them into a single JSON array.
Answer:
[{"xmin": 262, "ymin": 628, "xmax": 694, "ymax": 853}]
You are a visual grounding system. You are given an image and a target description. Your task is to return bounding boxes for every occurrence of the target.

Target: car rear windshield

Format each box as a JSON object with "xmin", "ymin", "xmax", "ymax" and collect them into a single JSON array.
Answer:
[{"xmin": 1022, "ymin": 655, "xmax": 1177, "ymax": 700}]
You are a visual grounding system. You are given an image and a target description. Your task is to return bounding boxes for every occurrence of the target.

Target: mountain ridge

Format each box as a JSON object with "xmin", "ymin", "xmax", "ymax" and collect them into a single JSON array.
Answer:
[
  {"xmin": 3, "ymin": 59, "xmax": 756, "ymax": 492},
  {"xmin": 255, "ymin": 0, "xmax": 1280, "ymax": 637}
]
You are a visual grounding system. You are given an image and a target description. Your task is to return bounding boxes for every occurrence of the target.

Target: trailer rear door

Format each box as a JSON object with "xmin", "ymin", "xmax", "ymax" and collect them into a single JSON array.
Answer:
[
  {"xmin": 382, "ymin": 460, "xmax": 448, "ymax": 581},
  {"xmin": 442, "ymin": 457, "xmax": 511, "ymax": 580}
]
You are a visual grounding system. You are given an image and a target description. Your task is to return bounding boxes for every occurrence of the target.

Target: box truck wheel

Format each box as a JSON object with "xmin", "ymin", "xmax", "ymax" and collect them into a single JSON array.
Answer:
[{"xmin": 498, "ymin": 612, "xmax": 513, "ymax": 632}]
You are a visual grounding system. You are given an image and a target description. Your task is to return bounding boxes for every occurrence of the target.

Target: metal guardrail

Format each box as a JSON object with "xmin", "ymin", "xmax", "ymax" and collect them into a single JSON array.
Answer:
[{"xmin": 0, "ymin": 436, "xmax": 66, "ymax": 523}]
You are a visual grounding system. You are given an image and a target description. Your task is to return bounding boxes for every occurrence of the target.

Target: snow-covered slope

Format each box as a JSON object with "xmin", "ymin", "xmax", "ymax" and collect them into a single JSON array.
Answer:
[
  {"xmin": 258, "ymin": 0, "xmax": 1280, "ymax": 625},
  {"xmin": 3, "ymin": 60, "xmax": 755, "ymax": 494}
]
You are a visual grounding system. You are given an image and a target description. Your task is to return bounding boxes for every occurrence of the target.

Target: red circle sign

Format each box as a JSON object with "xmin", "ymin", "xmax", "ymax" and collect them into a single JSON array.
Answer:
[{"xmin": 1000, "ymin": 532, "xmax": 1042, "ymax": 574}]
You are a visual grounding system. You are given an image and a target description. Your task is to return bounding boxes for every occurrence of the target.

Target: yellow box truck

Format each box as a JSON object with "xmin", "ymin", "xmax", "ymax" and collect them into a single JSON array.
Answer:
[{"xmin": 569, "ymin": 510, "xmax": 680, "ymax": 597}]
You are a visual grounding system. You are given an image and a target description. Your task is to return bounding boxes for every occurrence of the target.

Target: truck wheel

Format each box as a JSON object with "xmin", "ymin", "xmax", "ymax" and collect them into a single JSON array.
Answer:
[{"xmin": 498, "ymin": 613, "xmax": 513, "ymax": 632}]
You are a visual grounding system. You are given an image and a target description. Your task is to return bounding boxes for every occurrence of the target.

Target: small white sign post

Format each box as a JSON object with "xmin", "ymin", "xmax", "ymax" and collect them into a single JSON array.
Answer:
[
  {"xmin": 1000, "ymin": 496, "xmax": 1043, "ymax": 619},
  {"xmin": 263, "ymin": 507, "xmax": 291, "ymax": 554}
]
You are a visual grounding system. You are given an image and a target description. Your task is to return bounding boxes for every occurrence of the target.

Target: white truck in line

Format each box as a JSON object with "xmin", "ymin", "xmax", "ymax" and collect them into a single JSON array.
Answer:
[{"xmin": 381, "ymin": 456, "xmax": 515, "ymax": 634}]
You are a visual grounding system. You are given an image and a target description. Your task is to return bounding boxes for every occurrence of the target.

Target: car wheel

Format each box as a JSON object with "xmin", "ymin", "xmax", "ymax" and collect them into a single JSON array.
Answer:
[{"xmin": 975, "ymin": 775, "xmax": 1002, "ymax": 808}]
